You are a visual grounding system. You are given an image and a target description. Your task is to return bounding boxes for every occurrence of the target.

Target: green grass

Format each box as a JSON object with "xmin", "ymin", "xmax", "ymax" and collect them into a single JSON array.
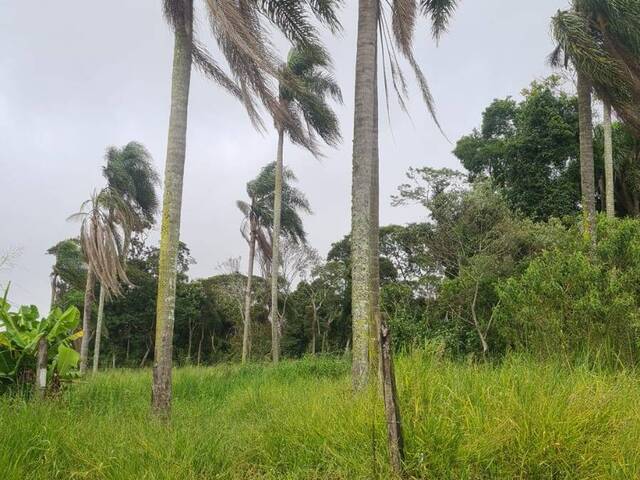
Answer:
[{"xmin": 2, "ymin": 351, "xmax": 640, "ymax": 479}]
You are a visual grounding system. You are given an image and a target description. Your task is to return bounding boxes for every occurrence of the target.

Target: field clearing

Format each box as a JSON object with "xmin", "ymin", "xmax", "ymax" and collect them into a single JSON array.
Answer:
[{"xmin": 2, "ymin": 352, "xmax": 640, "ymax": 479}]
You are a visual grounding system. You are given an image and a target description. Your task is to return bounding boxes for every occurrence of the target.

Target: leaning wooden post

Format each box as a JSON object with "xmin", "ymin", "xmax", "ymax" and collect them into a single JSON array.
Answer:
[
  {"xmin": 36, "ymin": 335, "xmax": 48, "ymax": 399},
  {"xmin": 378, "ymin": 311, "xmax": 404, "ymax": 476}
]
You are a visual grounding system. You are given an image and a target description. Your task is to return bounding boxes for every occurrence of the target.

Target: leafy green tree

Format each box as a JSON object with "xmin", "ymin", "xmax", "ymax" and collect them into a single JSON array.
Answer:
[
  {"xmin": 154, "ymin": 0, "xmax": 342, "ymax": 417},
  {"xmin": 87, "ymin": 143, "xmax": 160, "ymax": 373},
  {"xmin": 270, "ymin": 44, "xmax": 342, "ymax": 363},
  {"xmin": 46, "ymin": 239, "xmax": 86, "ymax": 309},
  {"xmin": 237, "ymin": 162, "xmax": 310, "ymax": 363},
  {"xmin": 454, "ymin": 77, "xmax": 580, "ymax": 221}
]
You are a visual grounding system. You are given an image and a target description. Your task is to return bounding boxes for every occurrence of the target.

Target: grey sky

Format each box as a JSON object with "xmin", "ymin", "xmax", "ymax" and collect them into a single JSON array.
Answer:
[{"xmin": 0, "ymin": 1, "xmax": 567, "ymax": 314}]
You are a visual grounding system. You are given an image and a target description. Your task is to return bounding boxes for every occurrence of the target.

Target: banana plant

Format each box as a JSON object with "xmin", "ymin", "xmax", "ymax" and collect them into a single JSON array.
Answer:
[{"xmin": 0, "ymin": 290, "xmax": 82, "ymax": 387}]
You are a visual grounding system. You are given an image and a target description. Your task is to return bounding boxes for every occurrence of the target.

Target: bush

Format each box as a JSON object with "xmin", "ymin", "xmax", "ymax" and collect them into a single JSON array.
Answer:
[{"xmin": 495, "ymin": 217, "xmax": 640, "ymax": 366}]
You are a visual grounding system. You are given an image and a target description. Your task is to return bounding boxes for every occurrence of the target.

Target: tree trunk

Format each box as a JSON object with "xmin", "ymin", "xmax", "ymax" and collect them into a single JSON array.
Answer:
[
  {"xmin": 187, "ymin": 321, "xmax": 193, "ymax": 363},
  {"xmin": 197, "ymin": 324, "xmax": 204, "ymax": 366},
  {"xmin": 603, "ymin": 101, "xmax": 615, "ymax": 218},
  {"xmin": 92, "ymin": 284, "xmax": 106, "ymax": 374},
  {"xmin": 50, "ymin": 274, "xmax": 57, "ymax": 310},
  {"xmin": 80, "ymin": 266, "xmax": 95, "ymax": 375},
  {"xmin": 577, "ymin": 71, "xmax": 597, "ymax": 247},
  {"xmin": 36, "ymin": 336, "xmax": 48, "ymax": 399},
  {"xmin": 270, "ymin": 127, "xmax": 285, "ymax": 363},
  {"xmin": 152, "ymin": 1, "xmax": 193, "ymax": 419},
  {"xmin": 242, "ymin": 231, "xmax": 256, "ymax": 363},
  {"xmin": 351, "ymin": 0, "xmax": 378, "ymax": 391},
  {"xmin": 311, "ymin": 304, "xmax": 317, "ymax": 355}
]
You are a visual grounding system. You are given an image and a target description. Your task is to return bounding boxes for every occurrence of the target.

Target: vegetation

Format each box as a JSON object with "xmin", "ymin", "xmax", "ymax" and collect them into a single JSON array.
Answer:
[
  {"xmin": 5, "ymin": 1, "xmax": 640, "ymax": 477},
  {"xmin": 3, "ymin": 353, "xmax": 640, "ymax": 479}
]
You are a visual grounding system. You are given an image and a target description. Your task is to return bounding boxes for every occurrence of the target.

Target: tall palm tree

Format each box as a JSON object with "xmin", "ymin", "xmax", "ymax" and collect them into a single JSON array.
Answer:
[
  {"xmin": 270, "ymin": 44, "xmax": 342, "ymax": 363},
  {"xmin": 154, "ymin": 0, "xmax": 342, "ymax": 417},
  {"xmin": 350, "ymin": 0, "xmax": 458, "ymax": 472},
  {"xmin": 89, "ymin": 143, "xmax": 160, "ymax": 373},
  {"xmin": 238, "ymin": 162, "xmax": 310, "ymax": 363},
  {"xmin": 552, "ymin": 1, "xmax": 640, "ymax": 231},
  {"xmin": 69, "ymin": 191, "xmax": 131, "ymax": 375},
  {"xmin": 102, "ymin": 142, "xmax": 160, "ymax": 258},
  {"xmin": 351, "ymin": 0, "xmax": 458, "ymax": 390}
]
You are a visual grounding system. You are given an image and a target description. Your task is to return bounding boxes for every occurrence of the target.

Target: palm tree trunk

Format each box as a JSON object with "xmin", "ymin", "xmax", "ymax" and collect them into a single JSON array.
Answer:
[
  {"xmin": 152, "ymin": 1, "xmax": 193, "ymax": 418},
  {"xmin": 311, "ymin": 303, "xmax": 317, "ymax": 355},
  {"xmin": 351, "ymin": 0, "xmax": 378, "ymax": 392},
  {"xmin": 577, "ymin": 71, "xmax": 597, "ymax": 247},
  {"xmin": 242, "ymin": 230, "xmax": 256, "ymax": 363},
  {"xmin": 603, "ymin": 101, "xmax": 615, "ymax": 218},
  {"xmin": 50, "ymin": 274, "xmax": 57, "ymax": 310},
  {"xmin": 270, "ymin": 127, "xmax": 285, "ymax": 363},
  {"xmin": 92, "ymin": 284, "xmax": 106, "ymax": 374},
  {"xmin": 80, "ymin": 266, "xmax": 95, "ymax": 375}
]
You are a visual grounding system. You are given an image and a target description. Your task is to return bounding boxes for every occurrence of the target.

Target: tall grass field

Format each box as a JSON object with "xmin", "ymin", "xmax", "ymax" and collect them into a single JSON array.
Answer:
[{"xmin": 2, "ymin": 351, "xmax": 640, "ymax": 479}]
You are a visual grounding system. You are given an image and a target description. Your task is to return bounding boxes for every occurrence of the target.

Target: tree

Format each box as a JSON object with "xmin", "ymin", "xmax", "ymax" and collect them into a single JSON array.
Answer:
[
  {"xmin": 153, "ymin": 0, "xmax": 342, "ymax": 418},
  {"xmin": 46, "ymin": 239, "xmax": 85, "ymax": 310},
  {"xmin": 69, "ymin": 191, "xmax": 130, "ymax": 375},
  {"xmin": 91, "ymin": 143, "xmax": 160, "ymax": 372},
  {"xmin": 551, "ymin": 1, "xmax": 640, "ymax": 239},
  {"xmin": 351, "ymin": 1, "xmax": 459, "ymax": 470},
  {"xmin": 237, "ymin": 162, "xmax": 310, "ymax": 363},
  {"xmin": 454, "ymin": 77, "xmax": 581, "ymax": 221},
  {"xmin": 270, "ymin": 44, "xmax": 342, "ymax": 363}
]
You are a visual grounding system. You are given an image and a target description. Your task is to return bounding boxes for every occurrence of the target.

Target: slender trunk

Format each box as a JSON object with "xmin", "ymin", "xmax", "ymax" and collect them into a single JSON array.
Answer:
[
  {"xmin": 270, "ymin": 127, "xmax": 285, "ymax": 363},
  {"xmin": 187, "ymin": 321, "xmax": 193, "ymax": 363},
  {"xmin": 92, "ymin": 284, "xmax": 106, "ymax": 374},
  {"xmin": 36, "ymin": 336, "xmax": 48, "ymax": 399},
  {"xmin": 242, "ymin": 231, "xmax": 257, "ymax": 363},
  {"xmin": 197, "ymin": 324, "xmax": 204, "ymax": 365},
  {"xmin": 603, "ymin": 101, "xmax": 615, "ymax": 218},
  {"xmin": 126, "ymin": 332, "xmax": 130, "ymax": 363},
  {"xmin": 112, "ymin": 353, "xmax": 116, "ymax": 369},
  {"xmin": 577, "ymin": 71, "xmax": 597, "ymax": 247},
  {"xmin": 311, "ymin": 303, "xmax": 317, "ymax": 355},
  {"xmin": 152, "ymin": 1, "xmax": 193, "ymax": 418},
  {"xmin": 50, "ymin": 274, "xmax": 57, "ymax": 310},
  {"xmin": 79, "ymin": 266, "xmax": 95, "ymax": 375},
  {"xmin": 351, "ymin": 0, "xmax": 378, "ymax": 391},
  {"xmin": 140, "ymin": 345, "xmax": 150, "ymax": 368}
]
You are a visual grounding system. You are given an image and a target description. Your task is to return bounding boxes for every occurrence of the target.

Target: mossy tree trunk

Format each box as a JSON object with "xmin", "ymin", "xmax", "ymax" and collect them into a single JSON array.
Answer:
[
  {"xmin": 351, "ymin": 0, "xmax": 378, "ymax": 392},
  {"xmin": 242, "ymin": 228, "xmax": 256, "ymax": 363},
  {"xmin": 92, "ymin": 284, "xmax": 106, "ymax": 373},
  {"xmin": 79, "ymin": 267, "xmax": 95, "ymax": 375},
  {"xmin": 577, "ymin": 71, "xmax": 597, "ymax": 246},
  {"xmin": 270, "ymin": 127, "xmax": 285, "ymax": 363},
  {"xmin": 151, "ymin": 0, "xmax": 193, "ymax": 418}
]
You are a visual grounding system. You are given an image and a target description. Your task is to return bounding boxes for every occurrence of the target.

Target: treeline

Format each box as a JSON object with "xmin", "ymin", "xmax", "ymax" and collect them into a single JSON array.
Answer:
[{"xmin": 46, "ymin": 76, "xmax": 640, "ymax": 369}]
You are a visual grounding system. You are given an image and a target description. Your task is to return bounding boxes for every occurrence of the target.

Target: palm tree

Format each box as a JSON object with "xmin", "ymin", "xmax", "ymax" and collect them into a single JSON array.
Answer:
[
  {"xmin": 70, "ymin": 191, "xmax": 131, "ymax": 375},
  {"xmin": 552, "ymin": 1, "xmax": 640, "ymax": 232},
  {"xmin": 350, "ymin": 0, "xmax": 458, "ymax": 472},
  {"xmin": 270, "ymin": 44, "xmax": 342, "ymax": 363},
  {"xmin": 89, "ymin": 143, "xmax": 160, "ymax": 373},
  {"xmin": 238, "ymin": 162, "xmax": 310, "ymax": 363},
  {"xmin": 102, "ymin": 142, "xmax": 160, "ymax": 258},
  {"xmin": 153, "ymin": 0, "xmax": 342, "ymax": 417}
]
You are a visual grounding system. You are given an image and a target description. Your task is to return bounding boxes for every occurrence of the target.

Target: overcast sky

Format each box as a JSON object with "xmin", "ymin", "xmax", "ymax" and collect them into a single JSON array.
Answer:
[{"xmin": 0, "ymin": 0, "xmax": 568, "ymax": 313}]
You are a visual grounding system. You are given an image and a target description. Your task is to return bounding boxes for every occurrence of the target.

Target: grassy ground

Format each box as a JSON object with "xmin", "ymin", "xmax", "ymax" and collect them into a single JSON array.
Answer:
[{"xmin": 2, "ymin": 351, "xmax": 640, "ymax": 479}]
